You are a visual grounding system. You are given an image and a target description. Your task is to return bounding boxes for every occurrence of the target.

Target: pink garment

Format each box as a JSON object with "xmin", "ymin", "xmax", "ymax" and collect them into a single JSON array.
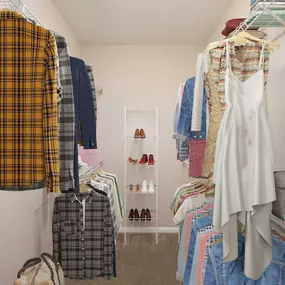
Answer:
[
  {"xmin": 185, "ymin": 214, "xmax": 195, "ymax": 259},
  {"xmin": 78, "ymin": 147, "xmax": 102, "ymax": 166},
  {"xmin": 198, "ymin": 231, "xmax": 219, "ymax": 285},
  {"xmin": 184, "ymin": 208, "xmax": 211, "ymax": 260},
  {"xmin": 189, "ymin": 140, "xmax": 206, "ymax": 177}
]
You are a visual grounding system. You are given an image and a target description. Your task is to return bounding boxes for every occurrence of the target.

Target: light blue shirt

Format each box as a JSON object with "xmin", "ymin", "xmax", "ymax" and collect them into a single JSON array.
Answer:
[{"xmin": 174, "ymin": 77, "xmax": 207, "ymax": 141}]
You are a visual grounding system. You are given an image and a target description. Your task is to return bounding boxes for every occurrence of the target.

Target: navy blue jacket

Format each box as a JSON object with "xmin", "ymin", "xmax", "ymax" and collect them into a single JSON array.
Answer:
[{"xmin": 70, "ymin": 57, "xmax": 97, "ymax": 149}]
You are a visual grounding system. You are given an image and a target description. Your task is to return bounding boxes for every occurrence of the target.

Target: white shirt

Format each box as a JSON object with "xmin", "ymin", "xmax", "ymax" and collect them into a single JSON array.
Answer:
[
  {"xmin": 173, "ymin": 194, "xmax": 207, "ymax": 225},
  {"xmin": 191, "ymin": 53, "xmax": 210, "ymax": 132}
]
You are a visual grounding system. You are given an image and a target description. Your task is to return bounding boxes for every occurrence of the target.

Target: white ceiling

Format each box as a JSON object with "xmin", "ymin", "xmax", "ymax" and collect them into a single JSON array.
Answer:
[{"xmin": 52, "ymin": 0, "xmax": 231, "ymax": 45}]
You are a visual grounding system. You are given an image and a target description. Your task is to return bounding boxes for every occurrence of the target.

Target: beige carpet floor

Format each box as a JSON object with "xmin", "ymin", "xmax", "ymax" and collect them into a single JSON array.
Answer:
[{"xmin": 66, "ymin": 233, "xmax": 180, "ymax": 285}]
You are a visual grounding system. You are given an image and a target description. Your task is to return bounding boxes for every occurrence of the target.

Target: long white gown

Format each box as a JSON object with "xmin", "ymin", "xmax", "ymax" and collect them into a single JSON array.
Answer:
[{"xmin": 213, "ymin": 41, "xmax": 276, "ymax": 280}]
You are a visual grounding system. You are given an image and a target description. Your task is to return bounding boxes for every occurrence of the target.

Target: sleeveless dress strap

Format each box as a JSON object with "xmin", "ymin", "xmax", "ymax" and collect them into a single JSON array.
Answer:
[
  {"xmin": 225, "ymin": 40, "xmax": 231, "ymax": 70},
  {"xmin": 258, "ymin": 43, "xmax": 266, "ymax": 70}
]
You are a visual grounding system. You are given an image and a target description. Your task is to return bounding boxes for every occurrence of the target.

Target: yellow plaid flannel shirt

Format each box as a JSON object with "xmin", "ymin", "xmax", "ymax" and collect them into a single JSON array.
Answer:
[{"xmin": 0, "ymin": 11, "xmax": 60, "ymax": 192}]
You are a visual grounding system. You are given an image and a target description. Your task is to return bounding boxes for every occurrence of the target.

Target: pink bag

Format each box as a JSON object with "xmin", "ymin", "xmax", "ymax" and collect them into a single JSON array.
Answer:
[{"xmin": 189, "ymin": 140, "xmax": 206, "ymax": 177}]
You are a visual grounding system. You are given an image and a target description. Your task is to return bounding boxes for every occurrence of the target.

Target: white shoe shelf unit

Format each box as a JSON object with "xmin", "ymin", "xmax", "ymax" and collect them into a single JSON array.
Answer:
[{"xmin": 124, "ymin": 106, "xmax": 159, "ymax": 245}]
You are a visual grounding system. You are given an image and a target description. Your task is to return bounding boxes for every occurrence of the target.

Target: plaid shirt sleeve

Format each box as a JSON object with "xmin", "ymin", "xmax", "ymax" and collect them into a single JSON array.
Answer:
[
  {"xmin": 54, "ymin": 34, "xmax": 75, "ymax": 192},
  {"xmin": 43, "ymin": 31, "xmax": 60, "ymax": 193},
  {"xmin": 52, "ymin": 198, "xmax": 60, "ymax": 262},
  {"xmin": 104, "ymin": 199, "xmax": 115, "ymax": 279}
]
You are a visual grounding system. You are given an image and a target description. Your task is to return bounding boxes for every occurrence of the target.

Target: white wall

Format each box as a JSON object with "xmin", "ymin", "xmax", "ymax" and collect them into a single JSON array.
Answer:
[
  {"xmin": 80, "ymin": 45, "xmax": 203, "ymax": 227},
  {"xmin": 22, "ymin": 0, "xmax": 81, "ymax": 56},
  {"xmin": 0, "ymin": 1, "xmax": 80, "ymax": 284},
  {"xmin": 206, "ymin": 0, "xmax": 250, "ymax": 44}
]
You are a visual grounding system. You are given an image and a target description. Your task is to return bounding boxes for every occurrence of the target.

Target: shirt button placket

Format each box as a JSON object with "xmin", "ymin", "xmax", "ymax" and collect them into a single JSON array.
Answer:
[{"xmin": 81, "ymin": 205, "xmax": 86, "ymax": 278}]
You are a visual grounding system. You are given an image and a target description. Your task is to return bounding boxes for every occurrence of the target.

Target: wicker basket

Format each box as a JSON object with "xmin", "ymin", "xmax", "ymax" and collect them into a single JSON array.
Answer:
[{"xmin": 272, "ymin": 171, "xmax": 285, "ymax": 220}]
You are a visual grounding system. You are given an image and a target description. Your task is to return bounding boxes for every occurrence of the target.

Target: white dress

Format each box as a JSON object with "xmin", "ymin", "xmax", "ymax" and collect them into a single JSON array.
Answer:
[{"xmin": 213, "ymin": 41, "xmax": 276, "ymax": 280}]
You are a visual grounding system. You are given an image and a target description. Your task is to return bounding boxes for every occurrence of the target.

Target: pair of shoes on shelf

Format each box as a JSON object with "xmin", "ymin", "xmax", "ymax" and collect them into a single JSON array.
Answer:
[
  {"xmin": 128, "ymin": 209, "xmax": 152, "ymax": 221},
  {"xmin": 129, "ymin": 184, "xmax": 141, "ymax": 192},
  {"xmin": 139, "ymin": 154, "xmax": 155, "ymax": 165},
  {"xmin": 129, "ymin": 155, "xmax": 155, "ymax": 165},
  {"xmin": 141, "ymin": 180, "xmax": 155, "ymax": 193},
  {"xmin": 134, "ymin": 129, "xmax": 146, "ymax": 139}
]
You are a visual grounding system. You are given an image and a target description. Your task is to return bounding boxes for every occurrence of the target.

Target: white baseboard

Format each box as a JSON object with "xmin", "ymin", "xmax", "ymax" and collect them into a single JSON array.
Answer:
[{"xmin": 118, "ymin": 227, "xmax": 179, "ymax": 233}]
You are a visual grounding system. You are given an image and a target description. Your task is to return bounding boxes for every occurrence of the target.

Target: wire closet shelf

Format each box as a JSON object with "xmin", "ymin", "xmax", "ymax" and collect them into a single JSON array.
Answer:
[{"xmin": 231, "ymin": 0, "xmax": 285, "ymax": 41}]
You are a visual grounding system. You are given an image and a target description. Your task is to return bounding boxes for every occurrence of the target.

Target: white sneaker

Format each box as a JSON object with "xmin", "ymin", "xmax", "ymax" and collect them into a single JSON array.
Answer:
[
  {"xmin": 148, "ymin": 180, "xmax": 155, "ymax": 193},
  {"xmin": 142, "ymin": 180, "xmax": 148, "ymax": 193}
]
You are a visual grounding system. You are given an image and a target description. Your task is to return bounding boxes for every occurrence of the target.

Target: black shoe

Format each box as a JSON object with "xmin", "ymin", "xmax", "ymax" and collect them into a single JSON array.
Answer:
[
  {"xmin": 141, "ymin": 209, "xmax": 146, "ymax": 221},
  {"xmin": 129, "ymin": 209, "xmax": 134, "ymax": 221},
  {"xmin": 146, "ymin": 209, "xmax": 151, "ymax": 221},
  {"xmin": 134, "ymin": 209, "xmax": 140, "ymax": 221}
]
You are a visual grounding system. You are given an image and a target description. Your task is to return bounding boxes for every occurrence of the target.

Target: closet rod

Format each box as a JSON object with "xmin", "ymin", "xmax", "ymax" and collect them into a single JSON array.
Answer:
[{"xmin": 0, "ymin": 0, "xmax": 44, "ymax": 27}]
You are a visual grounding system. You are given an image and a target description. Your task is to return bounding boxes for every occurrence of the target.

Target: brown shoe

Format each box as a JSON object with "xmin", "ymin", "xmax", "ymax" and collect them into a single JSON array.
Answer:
[
  {"xmin": 141, "ymin": 209, "xmax": 146, "ymax": 221},
  {"xmin": 146, "ymin": 209, "xmax": 152, "ymax": 221},
  {"xmin": 136, "ymin": 184, "xmax": 140, "ymax": 192},
  {"xmin": 129, "ymin": 184, "xmax": 134, "ymax": 191},
  {"xmin": 129, "ymin": 209, "xmax": 134, "ymax": 221},
  {"xmin": 134, "ymin": 129, "xmax": 140, "ymax": 138},
  {"xmin": 128, "ymin": 157, "xmax": 138, "ymax": 165},
  {"xmin": 134, "ymin": 209, "xmax": 140, "ymax": 221},
  {"xmin": 139, "ymin": 129, "xmax": 146, "ymax": 138}
]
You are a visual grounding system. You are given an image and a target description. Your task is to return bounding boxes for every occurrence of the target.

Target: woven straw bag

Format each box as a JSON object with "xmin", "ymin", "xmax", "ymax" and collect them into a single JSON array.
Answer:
[
  {"xmin": 14, "ymin": 253, "xmax": 65, "ymax": 285},
  {"xmin": 273, "ymin": 171, "xmax": 285, "ymax": 220}
]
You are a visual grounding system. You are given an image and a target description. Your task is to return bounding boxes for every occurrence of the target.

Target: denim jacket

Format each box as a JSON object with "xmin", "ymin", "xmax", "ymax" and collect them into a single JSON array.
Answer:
[{"xmin": 175, "ymin": 77, "xmax": 207, "ymax": 141}]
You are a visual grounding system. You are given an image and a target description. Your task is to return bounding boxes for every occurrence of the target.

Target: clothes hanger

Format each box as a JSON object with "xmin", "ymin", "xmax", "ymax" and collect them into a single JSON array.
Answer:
[
  {"xmin": 205, "ymin": 31, "xmax": 278, "ymax": 53},
  {"xmin": 236, "ymin": 31, "xmax": 279, "ymax": 49},
  {"xmin": 204, "ymin": 37, "xmax": 250, "ymax": 53},
  {"xmin": 188, "ymin": 179, "xmax": 201, "ymax": 187},
  {"xmin": 80, "ymin": 184, "xmax": 90, "ymax": 192}
]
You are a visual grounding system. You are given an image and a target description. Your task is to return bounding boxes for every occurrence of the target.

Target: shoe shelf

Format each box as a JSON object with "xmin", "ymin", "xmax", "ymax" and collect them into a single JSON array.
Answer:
[
  {"xmin": 126, "ymin": 137, "xmax": 156, "ymax": 139},
  {"xmin": 125, "ymin": 218, "xmax": 160, "ymax": 222},
  {"xmin": 124, "ymin": 106, "xmax": 159, "ymax": 245},
  {"xmin": 126, "ymin": 184, "xmax": 158, "ymax": 187},
  {"xmin": 126, "ymin": 163, "xmax": 157, "ymax": 167},
  {"xmin": 126, "ymin": 161, "xmax": 157, "ymax": 164},
  {"xmin": 126, "ymin": 184, "xmax": 157, "ymax": 194},
  {"xmin": 126, "ymin": 209, "xmax": 156, "ymax": 212}
]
